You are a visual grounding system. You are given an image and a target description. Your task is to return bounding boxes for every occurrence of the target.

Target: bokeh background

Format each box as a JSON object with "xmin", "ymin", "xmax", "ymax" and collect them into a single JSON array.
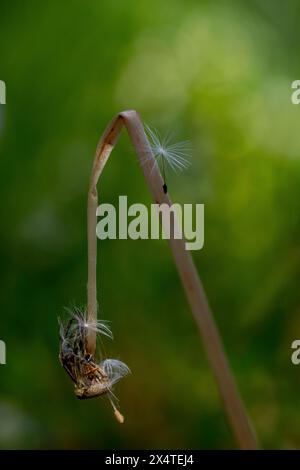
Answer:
[{"xmin": 0, "ymin": 0, "xmax": 300, "ymax": 449}]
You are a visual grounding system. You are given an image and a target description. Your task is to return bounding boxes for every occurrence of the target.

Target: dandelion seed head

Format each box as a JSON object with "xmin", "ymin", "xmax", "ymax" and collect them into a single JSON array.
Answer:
[{"xmin": 59, "ymin": 306, "xmax": 130, "ymax": 415}]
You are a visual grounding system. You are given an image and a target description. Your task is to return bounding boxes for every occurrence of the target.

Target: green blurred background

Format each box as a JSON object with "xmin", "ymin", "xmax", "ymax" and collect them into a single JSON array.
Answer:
[{"xmin": 0, "ymin": 0, "xmax": 300, "ymax": 449}]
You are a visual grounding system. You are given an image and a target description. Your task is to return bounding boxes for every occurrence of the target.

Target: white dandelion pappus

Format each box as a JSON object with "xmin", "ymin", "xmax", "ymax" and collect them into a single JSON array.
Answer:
[
  {"xmin": 144, "ymin": 124, "xmax": 192, "ymax": 174},
  {"xmin": 65, "ymin": 306, "xmax": 113, "ymax": 340},
  {"xmin": 101, "ymin": 358, "xmax": 131, "ymax": 387}
]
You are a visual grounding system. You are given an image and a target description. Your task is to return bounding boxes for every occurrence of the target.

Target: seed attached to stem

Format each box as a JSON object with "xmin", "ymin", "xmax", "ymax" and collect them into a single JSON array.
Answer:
[{"xmin": 59, "ymin": 309, "xmax": 130, "ymax": 421}]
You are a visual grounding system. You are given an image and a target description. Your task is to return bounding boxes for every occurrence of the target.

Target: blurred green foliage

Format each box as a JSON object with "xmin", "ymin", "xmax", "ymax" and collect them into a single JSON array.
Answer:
[{"xmin": 0, "ymin": 0, "xmax": 300, "ymax": 449}]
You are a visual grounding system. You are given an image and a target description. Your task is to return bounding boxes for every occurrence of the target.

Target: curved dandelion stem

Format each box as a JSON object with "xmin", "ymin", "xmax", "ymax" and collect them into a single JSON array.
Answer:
[{"xmin": 86, "ymin": 110, "xmax": 257, "ymax": 448}]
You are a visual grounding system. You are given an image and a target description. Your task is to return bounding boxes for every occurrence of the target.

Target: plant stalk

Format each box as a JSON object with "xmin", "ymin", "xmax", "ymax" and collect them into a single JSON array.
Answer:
[{"xmin": 86, "ymin": 110, "xmax": 257, "ymax": 449}]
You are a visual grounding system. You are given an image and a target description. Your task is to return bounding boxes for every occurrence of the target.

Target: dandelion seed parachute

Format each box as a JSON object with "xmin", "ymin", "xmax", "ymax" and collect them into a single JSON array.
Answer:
[
  {"xmin": 101, "ymin": 359, "xmax": 131, "ymax": 386},
  {"xmin": 68, "ymin": 306, "xmax": 114, "ymax": 340},
  {"xmin": 144, "ymin": 124, "xmax": 192, "ymax": 174}
]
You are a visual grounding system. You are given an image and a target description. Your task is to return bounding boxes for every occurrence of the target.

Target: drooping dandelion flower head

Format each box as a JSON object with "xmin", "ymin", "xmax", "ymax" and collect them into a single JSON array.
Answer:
[{"xmin": 59, "ymin": 308, "xmax": 130, "ymax": 421}]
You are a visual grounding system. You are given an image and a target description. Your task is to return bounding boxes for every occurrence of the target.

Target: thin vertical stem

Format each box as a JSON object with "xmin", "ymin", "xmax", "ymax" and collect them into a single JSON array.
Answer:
[
  {"xmin": 86, "ymin": 110, "xmax": 257, "ymax": 449},
  {"xmin": 86, "ymin": 187, "xmax": 98, "ymax": 354},
  {"xmin": 86, "ymin": 116, "xmax": 123, "ymax": 354}
]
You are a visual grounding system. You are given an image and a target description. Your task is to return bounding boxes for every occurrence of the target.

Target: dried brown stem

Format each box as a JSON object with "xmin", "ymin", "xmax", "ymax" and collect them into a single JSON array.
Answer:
[{"xmin": 86, "ymin": 110, "xmax": 257, "ymax": 449}]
